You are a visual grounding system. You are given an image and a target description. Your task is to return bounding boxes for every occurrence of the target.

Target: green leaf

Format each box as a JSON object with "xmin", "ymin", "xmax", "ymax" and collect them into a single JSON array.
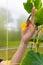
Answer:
[
  {"xmin": 21, "ymin": 50, "xmax": 43, "ymax": 65},
  {"xmin": 27, "ymin": 0, "xmax": 32, "ymax": 3},
  {"xmin": 34, "ymin": 7, "xmax": 43, "ymax": 26},
  {"xmin": 23, "ymin": 1, "xmax": 33, "ymax": 13},
  {"xmin": 34, "ymin": 0, "xmax": 42, "ymax": 9}
]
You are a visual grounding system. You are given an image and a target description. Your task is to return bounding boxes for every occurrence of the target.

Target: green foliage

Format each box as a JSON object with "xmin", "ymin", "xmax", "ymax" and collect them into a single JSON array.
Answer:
[
  {"xmin": 21, "ymin": 50, "xmax": 43, "ymax": 65},
  {"xmin": 23, "ymin": 0, "xmax": 43, "ymax": 26},
  {"xmin": 23, "ymin": 0, "xmax": 33, "ymax": 13},
  {"xmin": 34, "ymin": 0, "xmax": 42, "ymax": 9},
  {"xmin": 38, "ymin": 34, "xmax": 43, "ymax": 43},
  {"xmin": 23, "ymin": 0, "xmax": 42, "ymax": 13},
  {"xmin": 8, "ymin": 31, "xmax": 21, "ymax": 41},
  {"xmin": 27, "ymin": 0, "xmax": 32, "ymax": 3},
  {"xmin": 34, "ymin": 7, "xmax": 43, "ymax": 26}
]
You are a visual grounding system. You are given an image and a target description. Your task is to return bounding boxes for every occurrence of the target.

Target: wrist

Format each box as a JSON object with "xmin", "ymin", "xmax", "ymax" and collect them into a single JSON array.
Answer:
[
  {"xmin": 20, "ymin": 39, "xmax": 28, "ymax": 49},
  {"xmin": 21, "ymin": 38, "xmax": 28, "ymax": 45}
]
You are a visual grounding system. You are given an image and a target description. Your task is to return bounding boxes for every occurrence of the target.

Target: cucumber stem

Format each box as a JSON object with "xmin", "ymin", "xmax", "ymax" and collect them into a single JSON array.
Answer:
[
  {"xmin": 36, "ymin": 27, "xmax": 40, "ymax": 53},
  {"xmin": 27, "ymin": 14, "xmax": 32, "ymax": 23}
]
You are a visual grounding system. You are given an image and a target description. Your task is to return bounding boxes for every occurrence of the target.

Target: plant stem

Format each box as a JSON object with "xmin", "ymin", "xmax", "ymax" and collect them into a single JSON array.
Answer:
[
  {"xmin": 31, "ymin": 43, "xmax": 33, "ymax": 50},
  {"xmin": 36, "ymin": 40, "xmax": 39, "ymax": 53},
  {"xmin": 27, "ymin": 14, "xmax": 32, "ymax": 23},
  {"xmin": 36, "ymin": 27, "xmax": 39, "ymax": 53}
]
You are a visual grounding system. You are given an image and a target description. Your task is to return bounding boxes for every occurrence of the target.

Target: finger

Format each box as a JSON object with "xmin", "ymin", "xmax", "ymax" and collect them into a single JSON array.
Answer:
[
  {"xmin": 23, "ymin": 20, "xmax": 31, "ymax": 33},
  {"xmin": 27, "ymin": 23, "xmax": 36, "ymax": 33},
  {"xmin": 27, "ymin": 20, "xmax": 35, "ymax": 27},
  {"xmin": 32, "ymin": 8, "xmax": 37, "ymax": 15},
  {"xmin": 26, "ymin": 20, "xmax": 31, "ymax": 27},
  {"xmin": 21, "ymin": 26, "xmax": 28, "ymax": 35},
  {"xmin": 31, "ymin": 8, "xmax": 37, "ymax": 24},
  {"xmin": 23, "ymin": 26, "xmax": 29, "ymax": 34},
  {"xmin": 26, "ymin": 20, "xmax": 34, "ymax": 32}
]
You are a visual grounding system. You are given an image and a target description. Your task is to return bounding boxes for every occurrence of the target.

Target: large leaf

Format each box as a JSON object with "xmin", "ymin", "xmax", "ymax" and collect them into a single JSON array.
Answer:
[
  {"xmin": 34, "ymin": 0, "xmax": 42, "ymax": 9},
  {"xmin": 23, "ymin": 0, "xmax": 33, "ymax": 13},
  {"xmin": 21, "ymin": 50, "xmax": 43, "ymax": 65},
  {"xmin": 34, "ymin": 7, "xmax": 43, "ymax": 26}
]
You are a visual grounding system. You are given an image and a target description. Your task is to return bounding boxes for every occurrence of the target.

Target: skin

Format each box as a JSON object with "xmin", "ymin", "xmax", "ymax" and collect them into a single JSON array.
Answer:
[{"xmin": 0, "ymin": 8, "xmax": 36, "ymax": 65}]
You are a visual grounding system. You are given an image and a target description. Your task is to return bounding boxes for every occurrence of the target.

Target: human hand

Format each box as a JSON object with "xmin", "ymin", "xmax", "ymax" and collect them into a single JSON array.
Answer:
[{"xmin": 21, "ymin": 8, "xmax": 36, "ymax": 43}]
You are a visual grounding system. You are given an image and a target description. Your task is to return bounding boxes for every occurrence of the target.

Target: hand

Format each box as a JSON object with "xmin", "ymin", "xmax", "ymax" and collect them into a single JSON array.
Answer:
[
  {"xmin": 22, "ymin": 20, "xmax": 36, "ymax": 43},
  {"xmin": 21, "ymin": 8, "xmax": 36, "ymax": 43}
]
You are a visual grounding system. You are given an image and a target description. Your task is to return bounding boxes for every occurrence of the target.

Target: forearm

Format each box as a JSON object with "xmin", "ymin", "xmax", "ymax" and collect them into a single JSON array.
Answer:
[{"xmin": 10, "ymin": 40, "xmax": 28, "ymax": 65}]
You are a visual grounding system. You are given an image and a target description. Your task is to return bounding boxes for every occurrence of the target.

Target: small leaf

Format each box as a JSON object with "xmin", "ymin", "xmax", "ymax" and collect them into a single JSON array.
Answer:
[
  {"xmin": 34, "ymin": 0, "xmax": 42, "ymax": 9},
  {"xmin": 23, "ymin": 2, "xmax": 33, "ymax": 13}
]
